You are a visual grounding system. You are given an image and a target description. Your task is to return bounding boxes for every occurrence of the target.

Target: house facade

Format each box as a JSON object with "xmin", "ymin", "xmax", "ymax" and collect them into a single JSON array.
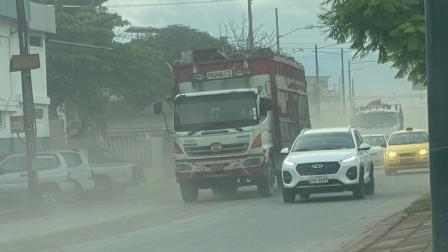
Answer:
[{"xmin": 0, "ymin": 1, "xmax": 55, "ymax": 156}]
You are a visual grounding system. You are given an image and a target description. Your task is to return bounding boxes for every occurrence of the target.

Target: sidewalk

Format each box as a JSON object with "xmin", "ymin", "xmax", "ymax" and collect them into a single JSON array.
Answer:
[{"xmin": 342, "ymin": 211, "xmax": 432, "ymax": 252}]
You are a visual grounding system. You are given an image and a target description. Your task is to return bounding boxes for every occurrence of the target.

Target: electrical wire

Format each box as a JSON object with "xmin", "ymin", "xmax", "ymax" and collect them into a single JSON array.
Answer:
[{"xmin": 104, "ymin": 0, "xmax": 238, "ymax": 8}]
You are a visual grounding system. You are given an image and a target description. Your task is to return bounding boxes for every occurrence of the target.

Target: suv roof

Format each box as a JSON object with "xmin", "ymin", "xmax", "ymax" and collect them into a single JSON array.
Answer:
[{"xmin": 302, "ymin": 127, "xmax": 353, "ymax": 135}]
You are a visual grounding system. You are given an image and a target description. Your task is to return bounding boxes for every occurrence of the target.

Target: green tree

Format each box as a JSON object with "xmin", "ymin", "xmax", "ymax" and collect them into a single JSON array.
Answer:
[
  {"xmin": 319, "ymin": 0, "xmax": 425, "ymax": 83},
  {"xmin": 135, "ymin": 25, "xmax": 232, "ymax": 63}
]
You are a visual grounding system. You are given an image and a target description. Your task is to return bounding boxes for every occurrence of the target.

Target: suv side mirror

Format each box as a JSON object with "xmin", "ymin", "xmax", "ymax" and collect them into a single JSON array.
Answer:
[
  {"xmin": 380, "ymin": 143, "xmax": 387, "ymax": 148},
  {"xmin": 359, "ymin": 143, "xmax": 371, "ymax": 151},
  {"xmin": 280, "ymin": 147, "xmax": 290, "ymax": 154},
  {"xmin": 153, "ymin": 102, "xmax": 162, "ymax": 114}
]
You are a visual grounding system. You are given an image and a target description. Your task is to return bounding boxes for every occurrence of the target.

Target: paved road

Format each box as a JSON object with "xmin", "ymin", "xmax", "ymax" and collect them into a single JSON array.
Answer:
[{"xmin": 3, "ymin": 169, "xmax": 429, "ymax": 252}]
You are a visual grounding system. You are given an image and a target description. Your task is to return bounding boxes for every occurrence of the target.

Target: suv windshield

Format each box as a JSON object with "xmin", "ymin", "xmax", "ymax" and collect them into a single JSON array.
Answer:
[
  {"xmin": 388, "ymin": 132, "xmax": 429, "ymax": 145},
  {"xmin": 363, "ymin": 136, "xmax": 386, "ymax": 147},
  {"xmin": 175, "ymin": 92, "xmax": 258, "ymax": 132},
  {"xmin": 292, "ymin": 132, "xmax": 355, "ymax": 152}
]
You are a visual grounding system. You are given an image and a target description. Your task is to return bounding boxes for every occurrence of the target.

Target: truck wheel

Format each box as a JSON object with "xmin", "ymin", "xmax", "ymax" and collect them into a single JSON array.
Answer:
[
  {"xmin": 353, "ymin": 167, "xmax": 366, "ymax": 200},
  {"xmin": 366, "ymin": 165, "xmax": 375, "ymax": 195},
  {"xmin": 180, "ymin": 182, "xmax": 198, "ymax": 203},
  {"xmin": 257, "ymin": 173, "xmax": 273, "ymax": 197},
  {"xmin": 282, "ymin": 189, "xmax": 295, "ymax": 203}
]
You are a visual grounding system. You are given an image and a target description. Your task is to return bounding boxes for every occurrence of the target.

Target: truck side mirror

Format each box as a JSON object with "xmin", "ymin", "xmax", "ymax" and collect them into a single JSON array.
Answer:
[
  {"xmin": 153, "ymin": 102, "xmax": 162, "ymax": 114},
  {"xmin": 260, "ymin": 97, "xmax": 272, "ymax": 115}
]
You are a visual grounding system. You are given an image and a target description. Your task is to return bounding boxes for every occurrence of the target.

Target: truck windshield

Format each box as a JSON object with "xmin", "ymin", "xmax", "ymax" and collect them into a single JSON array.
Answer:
[
  {"xmin": 352, "ymin": 111, "xmax": 399, "ymax": 129},
  {"xmin": 175, "ymin": 92, "xmax": 258, "ymax": 132}
]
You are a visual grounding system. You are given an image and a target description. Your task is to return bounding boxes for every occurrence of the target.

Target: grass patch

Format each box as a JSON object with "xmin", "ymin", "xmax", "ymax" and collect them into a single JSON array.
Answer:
[{"xmin": 405, "ymin": 194, "xmax": 431, "ymax": 214}]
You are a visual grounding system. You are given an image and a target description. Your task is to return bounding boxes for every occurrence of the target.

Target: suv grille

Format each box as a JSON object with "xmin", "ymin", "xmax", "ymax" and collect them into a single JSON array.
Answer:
[
  {"xmin": 296, "ymin": 162, "xmax": 341, "ymax": 176},
  {"xmin": 184, "ymin": 143, "xmax": 249, "ymax": 157}
]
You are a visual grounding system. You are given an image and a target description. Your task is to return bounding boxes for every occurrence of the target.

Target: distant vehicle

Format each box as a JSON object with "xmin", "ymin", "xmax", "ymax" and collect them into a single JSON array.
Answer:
[
  {"xmin": 0, "ymin": 150, "xmax": 94, "ymax": 204},
  {"xmin": 351, "ymin": 99, "xmax": 404, "ymax": 137},
  {"xmin": 86, "ymin": 148, "xmax": 145, "ymax": 194},
  {"xmin": 363, "ymin": 134, "xmax": 387, "ymax": 167},
  {"xmin": 281, "ymin": 127, "xmax": 375, "ymax": 203},
  {"xmin": 156, "ymin": 48, "xmax": 311, "ymax": 202},
  {"xmin": 384, "ymin": 128, "xmax": 429, "ymax": 175}
]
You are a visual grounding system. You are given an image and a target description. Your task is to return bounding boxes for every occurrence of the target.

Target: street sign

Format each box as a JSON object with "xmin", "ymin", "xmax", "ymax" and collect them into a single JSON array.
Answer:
[
  {"xmin": 10, "ymin": 116, "xmax": 24, "ymax": 134},
  {"xmin": 9, "ymin": 54, "xmax": 40, "ymax": 72}
]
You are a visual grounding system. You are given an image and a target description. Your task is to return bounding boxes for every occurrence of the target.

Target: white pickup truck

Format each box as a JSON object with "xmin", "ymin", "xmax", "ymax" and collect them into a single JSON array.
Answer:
[{"xmin": 86, "ymin": 148, "xmax": 146, "ymax": 195}]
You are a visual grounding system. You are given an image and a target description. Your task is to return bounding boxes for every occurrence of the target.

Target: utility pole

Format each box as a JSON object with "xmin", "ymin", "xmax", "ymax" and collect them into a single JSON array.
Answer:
[
  {"xmin": 348, "ymin": 60, "xmax": 353, "ymax": 112},
  {"xmin": 15, "ymin": 0, "xmax": 39, "ymax": 200},
  {"xmin": 351, "ymin": 78, "xmax": 355, "ymax": 102},
  {"xmin": 275, "ymin": 8, "xmax": 280, "ymax": 53},
  {"xmin": 340, "ymin": 48, "xmax": 346, "ymax": 123},
  {"xmin": 425, "ymin": 0, "xmax": 448, "ymax": 251},
  {"xmin": 314, "ymin": 44, "xmax": 321, "ymax": 126},
  {"xmin": 247, "ymin": 0, "xmax": 254, "ymax": 49}
]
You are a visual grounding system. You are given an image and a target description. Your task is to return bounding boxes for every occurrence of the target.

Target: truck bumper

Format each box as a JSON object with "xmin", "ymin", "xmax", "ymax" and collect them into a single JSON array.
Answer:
[{"xmin": 175, "ymin": 155, "xmax": 268, "ymax": 183}]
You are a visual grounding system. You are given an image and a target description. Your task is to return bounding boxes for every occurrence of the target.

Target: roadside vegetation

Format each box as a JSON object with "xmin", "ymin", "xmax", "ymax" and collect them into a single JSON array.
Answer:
[{"xmin": 405, "ymin": 194, "xmax": 431, "ymax": 213}]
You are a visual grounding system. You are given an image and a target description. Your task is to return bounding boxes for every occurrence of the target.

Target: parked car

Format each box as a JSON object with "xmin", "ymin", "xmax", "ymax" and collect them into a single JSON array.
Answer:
[
  {"xmin": 362, "ymin": 134, "xmax": 387, "ymax": 167},
  {"xmin": 384, "ymin": 128, "xmax": 429, "ymax": 175},
  {"xmin": 0, "ymin": 150, "xmax": 94, "ymax": 204},
  {"xmin": 281, "ymin": 127, "xmax": 375, "ymax": 203},
  {"xmin": 86, "ymin": 148, "xmax": 145, "ymax": 195}
]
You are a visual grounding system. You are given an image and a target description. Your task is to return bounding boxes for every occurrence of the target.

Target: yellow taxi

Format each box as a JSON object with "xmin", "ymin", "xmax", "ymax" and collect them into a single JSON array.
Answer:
[{"xmin": 384, "ymin": 128, "xmax": 429, "ymax": 175}]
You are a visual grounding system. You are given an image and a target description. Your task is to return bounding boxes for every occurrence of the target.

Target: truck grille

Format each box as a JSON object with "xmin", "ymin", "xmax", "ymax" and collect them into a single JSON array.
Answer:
[
  {"xmin": 296, "ymin": 162, "xmax": 341, "ymax": 176},
  {"xmin": 184, "ymin": 143, "xmax": 249, "ymax": 157}
]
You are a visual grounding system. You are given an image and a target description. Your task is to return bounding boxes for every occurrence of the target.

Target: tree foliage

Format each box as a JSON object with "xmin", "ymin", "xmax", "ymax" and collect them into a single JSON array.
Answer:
[
  {"xmin": 132, "ymin": 25, "xmax": 232, "ymax": 63},
  {"xmin": 46, "ymin": 4, "xmax": 231, "ymax": 132},
  {"xmin": 319, "ymin": 0, "xmax": 426, "ymax": 83}
]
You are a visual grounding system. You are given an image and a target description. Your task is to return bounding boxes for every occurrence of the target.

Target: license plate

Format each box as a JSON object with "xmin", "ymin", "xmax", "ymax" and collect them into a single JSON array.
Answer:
[
  {"xmin": 208, "ymin": 164, "xmax": 225, "ymax": 172},
  {"xmin": 309, "ymin": 175, "xmax": 329, "ymax": 184}
]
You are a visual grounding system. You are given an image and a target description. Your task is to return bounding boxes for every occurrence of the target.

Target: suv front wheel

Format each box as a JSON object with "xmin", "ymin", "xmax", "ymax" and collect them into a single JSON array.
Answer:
[{"xmin": 282, "ymin": 189, "xmax": 295, "ymax": 203}]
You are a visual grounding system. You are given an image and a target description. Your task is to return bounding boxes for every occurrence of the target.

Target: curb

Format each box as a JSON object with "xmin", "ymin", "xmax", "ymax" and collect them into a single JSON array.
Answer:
[{"xmin": 339, "ymin": 212, "xmax": 408, "ymax": 252}]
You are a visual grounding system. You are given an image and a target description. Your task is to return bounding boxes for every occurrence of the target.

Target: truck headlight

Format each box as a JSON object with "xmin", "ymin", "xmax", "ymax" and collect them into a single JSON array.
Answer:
[
  {"xmin": 243, "ymin": 156, "xmax": 264, "ymax": 167},
  {"xmin": 176, "ymin": 164, "xmax": 192, "ymax": 172}
]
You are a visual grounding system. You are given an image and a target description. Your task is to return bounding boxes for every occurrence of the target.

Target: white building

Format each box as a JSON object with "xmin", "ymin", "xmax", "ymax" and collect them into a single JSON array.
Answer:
[{"xmin": 0, "ymin": 1, "xmax": 55, "ymax": 156}]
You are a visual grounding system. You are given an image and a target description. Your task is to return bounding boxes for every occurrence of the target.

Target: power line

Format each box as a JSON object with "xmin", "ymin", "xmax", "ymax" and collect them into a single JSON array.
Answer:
[{"xmin": 104, "ymin": 0, "xmax": 238, "ymax": 8}]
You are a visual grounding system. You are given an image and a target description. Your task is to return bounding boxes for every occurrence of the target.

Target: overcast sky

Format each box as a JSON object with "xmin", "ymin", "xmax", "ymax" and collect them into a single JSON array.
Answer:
[{"xmin": 105, "ymin": 0, "xmax": 420, "ymax": 96}]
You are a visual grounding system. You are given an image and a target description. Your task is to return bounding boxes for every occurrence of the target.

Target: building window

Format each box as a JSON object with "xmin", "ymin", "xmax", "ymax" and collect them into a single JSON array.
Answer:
[
  {"xmin": 35, "ymin": 108, "xmax": 44, "ymax": 120},
  {"xmin": 29, "ymin": 36, "xmax": 43, "ymax": 47}
]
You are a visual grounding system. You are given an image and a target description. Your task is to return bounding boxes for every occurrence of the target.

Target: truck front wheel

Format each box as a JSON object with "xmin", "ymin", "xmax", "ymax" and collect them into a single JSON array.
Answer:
[
  {"xmin": 257, "ymin": 173, "xmax": 274, "ymax": 197},
  {"xmin": 180, "ymin": 182, "xmax": 199, "ymax": 203}
]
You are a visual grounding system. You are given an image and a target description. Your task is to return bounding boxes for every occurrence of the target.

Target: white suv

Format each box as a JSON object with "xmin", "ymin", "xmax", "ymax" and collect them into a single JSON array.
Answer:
[
  {"xmin": 281, "ymin": 128, "xmax": 375, "ymax": 203},
  {"xmin": 0, "ymin": 150, "xmax": 94, "ymax": 204}
]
